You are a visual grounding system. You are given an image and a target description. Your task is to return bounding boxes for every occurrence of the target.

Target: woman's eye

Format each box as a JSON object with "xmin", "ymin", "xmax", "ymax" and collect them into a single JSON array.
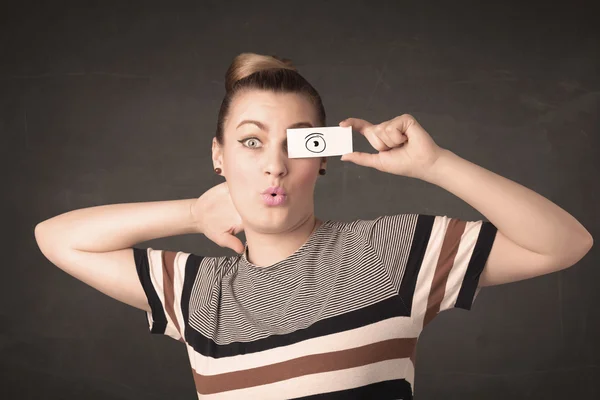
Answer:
[{"xmin": 240, "ymin": 137, "xmax": 262, "ymax": 148}]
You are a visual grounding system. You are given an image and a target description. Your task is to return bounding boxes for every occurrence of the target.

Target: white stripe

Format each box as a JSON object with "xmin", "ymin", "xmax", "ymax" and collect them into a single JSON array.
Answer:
[
  {"xmin": 173, "ymin": 251, "xmax": 188, "ymax": 338},
  {"xmin": 411, "ymin": 215, "xmax": 448, "ymax": 328},
  {"xmin": 440, "ymin": 220, "xmax": 483, "ymax": 311},
  {"xmin": 147, "ymin": 248, "xmax": 182, "ymax": 341},
  {"xmin": 197, "ymin": 358, "xmax": 411, "ymax": 400}
]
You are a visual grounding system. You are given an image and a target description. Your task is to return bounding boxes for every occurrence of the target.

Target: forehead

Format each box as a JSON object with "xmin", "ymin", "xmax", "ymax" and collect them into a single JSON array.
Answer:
[{"xmin": 228, "ymin": 90, "xmax": 316, "ymax": 127}]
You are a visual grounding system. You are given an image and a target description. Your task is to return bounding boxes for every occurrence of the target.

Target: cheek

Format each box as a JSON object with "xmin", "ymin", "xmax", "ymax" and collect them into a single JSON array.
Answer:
[
  {"xmin": 228, "ymin": 187, "xmax": 249, "ymax": 216},
  {"xmin": 227, "ymin": 163, "xmax": 251, "ymax": 183},
  {"xmin": 224, "ymin": 151, "xmax": 254, "ymax": 182},
  {"xmin": 223, "ymin": 153, "xmax": 256, "ymax": 209},
  {"xmin": 294, "ymin": 161, "xmax": 319, "ymax": 188}
]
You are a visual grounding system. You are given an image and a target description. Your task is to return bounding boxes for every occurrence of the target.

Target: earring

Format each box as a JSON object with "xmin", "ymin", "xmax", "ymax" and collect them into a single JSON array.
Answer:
[
  {"xmin": 319, "ymin": 168, "xmax": 326, "ymax": 175},
  {"xmin": 214, "ymin": 167, "xmax": 222, "ymax": 175}
]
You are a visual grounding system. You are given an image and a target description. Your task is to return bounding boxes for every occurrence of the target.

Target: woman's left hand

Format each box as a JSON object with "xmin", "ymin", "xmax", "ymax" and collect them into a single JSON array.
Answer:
[{"xmin": 339, "ymin": 114, "xmax": 445, "ymax": 180}]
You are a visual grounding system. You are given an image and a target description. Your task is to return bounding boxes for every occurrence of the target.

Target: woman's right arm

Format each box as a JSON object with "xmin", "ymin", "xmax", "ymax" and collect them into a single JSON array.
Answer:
[
  {"xmin": 34, "ymin": 182, "xmax": 244, "ymax": 312},
  {"xmin": 34, "ymin": 199, "xmax": 199, "ymax": 312}
]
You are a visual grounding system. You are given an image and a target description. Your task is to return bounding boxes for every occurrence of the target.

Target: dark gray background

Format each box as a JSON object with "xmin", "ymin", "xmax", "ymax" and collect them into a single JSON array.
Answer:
[{"xmin": 2, "ymin": 0, "xmax": 598, "ymax": 398}]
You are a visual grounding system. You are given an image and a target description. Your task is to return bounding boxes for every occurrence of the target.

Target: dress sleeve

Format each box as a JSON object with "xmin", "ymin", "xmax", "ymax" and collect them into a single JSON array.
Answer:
[
  {"xmin": 132, "ymin": 247, "xmax": 200, "ymax": 342},
  {"xmin": 368, "ymin": 214, "xmax": 498, "ymax": 324}
]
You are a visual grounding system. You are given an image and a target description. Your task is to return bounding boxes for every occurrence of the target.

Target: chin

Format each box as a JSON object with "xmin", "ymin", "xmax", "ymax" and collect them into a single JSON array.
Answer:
[{"xmin": 245, "ymin": 210, "xmax": 292, "ymax": 232}]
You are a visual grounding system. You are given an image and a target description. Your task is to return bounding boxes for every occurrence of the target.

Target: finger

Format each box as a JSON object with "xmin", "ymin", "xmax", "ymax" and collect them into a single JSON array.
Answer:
[
  {"xmin": 340, "ymin": 152, "xmax": 382, "ymax": 170},
  {"xmin": 373, "ymin": 124, "xmax": 397, "ymax": 149},
  {"xmin": 342, "ymin": 119, "xmax": 391, "ymax": 151},
  {"xmin": 383, "ymin": 123, "xmax": 408, "ymax": 147},
  {"xmin": 391, "ymin": 114, "xmax": 418, "ymax": 133},
  {"xmin": 339, "ymin": 118, "xmax": 373, "ymax": 132},
  {"xmin": 219, "ymin": 234, "xmax": 245, "ymax": 254},
  {"xmin": 231, "ymin": 223, "xmax": 244, "ymax": 235},
  {"xmin": 364, "ymin": 126, "xmax": 392, "ymax": 151}
]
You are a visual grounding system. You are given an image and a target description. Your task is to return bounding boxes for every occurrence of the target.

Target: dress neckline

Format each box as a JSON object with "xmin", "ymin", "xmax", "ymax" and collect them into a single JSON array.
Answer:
[{"xmin": 239, "ymin": 219, "xmax": 332, "ymax": 273}]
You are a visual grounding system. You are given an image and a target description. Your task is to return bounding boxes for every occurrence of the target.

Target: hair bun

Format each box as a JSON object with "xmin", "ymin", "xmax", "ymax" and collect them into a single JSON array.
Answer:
[
  {"xmin": 269, "ymin": 55, "xmax": 295, "ymax": 68},
  {"xmin": 225, "ymin": 52, "xmax": 297, "ymax": 93}
]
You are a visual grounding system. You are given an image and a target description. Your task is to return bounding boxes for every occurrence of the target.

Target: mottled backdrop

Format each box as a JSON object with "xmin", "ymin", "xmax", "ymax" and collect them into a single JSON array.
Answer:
[{"xmin": 1, "ymin": 0, "xmax": 598, "ymax": 398}]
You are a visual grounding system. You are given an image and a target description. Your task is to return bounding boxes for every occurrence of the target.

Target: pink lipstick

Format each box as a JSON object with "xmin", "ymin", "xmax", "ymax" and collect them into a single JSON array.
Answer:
[{"xmin": 261, "ymin": 186, "xmax": 287, "ymax": 206}]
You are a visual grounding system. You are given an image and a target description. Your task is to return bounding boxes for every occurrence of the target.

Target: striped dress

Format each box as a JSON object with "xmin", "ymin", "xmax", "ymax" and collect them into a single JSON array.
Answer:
[{"xmin": 133, "ymin": 213, "xmax": 497, "ymax": 399}]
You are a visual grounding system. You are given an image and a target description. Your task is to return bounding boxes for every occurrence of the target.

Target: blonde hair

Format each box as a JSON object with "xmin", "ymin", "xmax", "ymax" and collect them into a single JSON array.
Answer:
[
  {"xmin": 215, "ymin": 52, "xmax": 326, "ymax": 145},
  {"xmin": 225, "ymin": 53, "xmax": 297, "ymax": 92}
]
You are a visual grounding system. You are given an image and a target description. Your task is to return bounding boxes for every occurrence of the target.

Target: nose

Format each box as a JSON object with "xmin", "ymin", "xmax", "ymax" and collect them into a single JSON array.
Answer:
[{"xmin": 263, "ymin": 146, "xmax": 288, "ymax": 177}]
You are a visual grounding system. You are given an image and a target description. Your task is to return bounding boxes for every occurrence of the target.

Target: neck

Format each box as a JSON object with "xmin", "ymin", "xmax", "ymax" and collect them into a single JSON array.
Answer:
[{"xmin": 243, "ymin": 214, "xmax": 322, "ymax": 267}]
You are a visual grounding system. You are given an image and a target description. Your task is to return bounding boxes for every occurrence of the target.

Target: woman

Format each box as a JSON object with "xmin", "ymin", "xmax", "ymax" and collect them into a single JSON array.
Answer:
[{"xmin": 34, "ymin": 53, "xmax": 593, "ymax": 399}]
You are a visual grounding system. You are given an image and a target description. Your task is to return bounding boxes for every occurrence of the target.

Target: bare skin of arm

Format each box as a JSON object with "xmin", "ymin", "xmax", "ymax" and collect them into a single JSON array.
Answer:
[{"xmin": 34, "ymin": 182, "xmax": 243, "ymax": 312}]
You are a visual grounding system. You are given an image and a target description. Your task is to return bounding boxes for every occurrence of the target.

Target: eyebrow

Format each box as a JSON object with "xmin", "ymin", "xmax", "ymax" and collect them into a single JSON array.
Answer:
[{"xmin": 236, "ymin": 120, "xmax": 314, "ymax": 130}]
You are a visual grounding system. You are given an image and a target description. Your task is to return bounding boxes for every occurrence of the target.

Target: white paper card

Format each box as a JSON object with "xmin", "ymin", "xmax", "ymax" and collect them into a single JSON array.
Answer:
[{"xmin": 286, "ymin": 126, "xmax": 353, "ymax": 158}]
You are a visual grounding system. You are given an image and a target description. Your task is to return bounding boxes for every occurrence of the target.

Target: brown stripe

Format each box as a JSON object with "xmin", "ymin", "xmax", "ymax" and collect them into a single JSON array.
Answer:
[
  {"xmin": 193, "ymin": 337, "xmax": 418, "ymax": 394},
  {"xmin": 161, "ymin": 250, "xmax": 181, "ymax": 336},
  {"xmin": 424, "ymin": 219, "xmax": 466, "ymax": 327}
]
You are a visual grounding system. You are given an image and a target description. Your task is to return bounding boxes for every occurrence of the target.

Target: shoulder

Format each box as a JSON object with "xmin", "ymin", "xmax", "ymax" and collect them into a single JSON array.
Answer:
[{"xmin": 133, "ymin": 247, "xmax": 239, "ymax": 280}]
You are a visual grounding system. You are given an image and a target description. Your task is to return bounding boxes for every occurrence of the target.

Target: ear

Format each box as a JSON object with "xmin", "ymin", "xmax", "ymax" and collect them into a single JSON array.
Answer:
[
  {"xmin": 321, "ymin": 156, "xmax": 327, "ymax": 169},
  {"xmin": 212, "ymin": 137, "xmax": 223, "ymax": 171}
]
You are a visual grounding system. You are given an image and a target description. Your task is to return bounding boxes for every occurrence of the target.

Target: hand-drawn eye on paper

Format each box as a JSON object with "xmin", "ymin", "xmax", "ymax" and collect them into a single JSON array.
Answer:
[{"xmin": 305, "ymin": 133, "xmax": 326, "ymax": 153}]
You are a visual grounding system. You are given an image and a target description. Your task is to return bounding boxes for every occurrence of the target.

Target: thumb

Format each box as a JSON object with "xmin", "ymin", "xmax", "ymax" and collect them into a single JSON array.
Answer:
[
  {"xmin": 341, "ymin": 152, "xmax": 380, "ymax": 169},
  {"xmin": 218, "ymin": 233, "xmax": 245, "ymax": 254}
]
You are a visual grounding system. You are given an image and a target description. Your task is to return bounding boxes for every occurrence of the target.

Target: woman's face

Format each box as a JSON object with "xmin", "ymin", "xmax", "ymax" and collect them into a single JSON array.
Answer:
[{"xmin": 213, "ymin": 89, "xmax": 325, "ymax": 233}]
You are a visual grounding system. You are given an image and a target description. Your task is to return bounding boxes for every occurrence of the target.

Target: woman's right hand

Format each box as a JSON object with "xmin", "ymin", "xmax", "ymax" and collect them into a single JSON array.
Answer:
[{"xmin": 191, "ymin": 182, "xmax": 245, "ymax": 254}]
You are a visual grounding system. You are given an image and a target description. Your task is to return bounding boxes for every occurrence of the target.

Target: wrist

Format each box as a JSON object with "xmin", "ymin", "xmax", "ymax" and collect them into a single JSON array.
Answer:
[
  {"xmin": 420, "ymin": 148, "xmax": 456, "ymax": 184},
  {"xmin": 188, "ymin": 198, "xmax": 203, "ymax": 234}
]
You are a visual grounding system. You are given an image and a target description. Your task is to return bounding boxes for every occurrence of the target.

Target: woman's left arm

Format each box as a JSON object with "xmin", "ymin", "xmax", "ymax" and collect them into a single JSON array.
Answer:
[
  {"xmin": 339, "ymin": 114, "xmax": 593, "ymax": 287},
  {"xmin": 421, "ymin": 148, "xmax": 593, "ymax": 286}
]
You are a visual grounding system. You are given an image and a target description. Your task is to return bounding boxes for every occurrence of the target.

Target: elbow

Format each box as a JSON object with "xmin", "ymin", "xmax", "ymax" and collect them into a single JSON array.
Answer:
[
  {"xmin": 34, "ymin": 222, "xmax": 49, "ymax": 255},
  {"xmin": 580, "ymin": 230, "xmax": 593, "ymax": 255},
  {"xmin": 34, "ymin": 222, "xmax": 44, "ymax": 245},
  {"xmin": 34, "ymin": 222, "xmax": 58, "ymax": 259},
  {"xmin": 584, "ymin": 234, "xmax": 593, "ymax": 256},
  {"xmin": 572, "ymin": 226, "xmax": 593, "ymax": 257},
  {"xmin": 573, "ymin": 222, "xmax": 593, "ymax": 257},
  {"xmin": 34, "ymin": 221, "xmax": 50, "ymax": 242},
  {"xmin": 563, "ymin": 234, "xmax": 593, "ymax": 270}
]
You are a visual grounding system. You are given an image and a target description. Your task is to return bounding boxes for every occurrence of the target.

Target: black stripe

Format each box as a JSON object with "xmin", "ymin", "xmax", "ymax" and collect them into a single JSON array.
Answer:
[
  {"xmin": 184, "ymin": 291, "xmax": 410, "ymax": 358},
  {"xmin": 455, "ymin": 221, "xmax": 498, "ymax": 310},
  {"xmin": 132, "ymin": 247, "xmax": 167, "ymax": 334},
  {"xmin": 397, "ymin": 214, "xmax": 434, "ymax": 316},
  {"xmin": 181, "ymin": 254, "xmax": 203, "ymax": 342},
  {"xmin": 290, "ymin": 378, "xmax": 413, "ymax": 400}
]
